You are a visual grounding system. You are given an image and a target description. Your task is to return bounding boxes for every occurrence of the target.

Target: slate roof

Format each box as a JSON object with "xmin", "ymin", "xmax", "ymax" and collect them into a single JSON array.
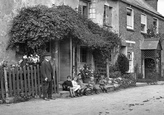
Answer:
[{"xmin": 121, "ymin": 0, "xmax": 164, "ymax": 18}]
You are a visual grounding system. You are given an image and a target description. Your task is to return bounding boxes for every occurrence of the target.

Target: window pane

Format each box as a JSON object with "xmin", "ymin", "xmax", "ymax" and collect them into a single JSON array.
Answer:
[
  {"xmin": 153, "ymin": 19, "xmax": 157, "ymax": 27},
  {"xmin": 127, "ymin": 9, "xmax": 132, "ymax": 16},
  {"xmin": 103, "ymin": 5, "xmax": 112, "ymax": 26},
  {"xmin": 80, "ymin": 47, "xmax": 87, "ymax": 63},
  {"xmin": 141, "ymin": 24, "xmax": 145, "ymax": 32},
  {"xmin": 127, "ymin": 15, "xmax": 132, "ymax": 27},
  {"xmin": 141, "ymin": 14, "xmax": 146, "ymax": 24},
  {"xmin": 127, "ymin": 8, "xmax": 133, "ymax": 28}
]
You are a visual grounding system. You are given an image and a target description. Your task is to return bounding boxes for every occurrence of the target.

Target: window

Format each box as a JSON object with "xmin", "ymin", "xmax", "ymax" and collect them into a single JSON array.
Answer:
[
  {"xmin": 141, "ymin": 14, "xmax": 147, "ymax": 33},
  {"xmin": 80, "ymin": 47, "xmax": 87, "ymax": 63},
  {"xmin": 153, "ymin": 18, "xmax": 158, "ymax": 33},
  {"xmin": 103, "ymin": 5, "xmax": 112, "ymax": 26},
  {"xmin": 127, "ymin": 52, "xmax": 132, "ymax": 60},
  {"xmin": 78, "ymin": 1, "xmax": 89, "ymax": 18},
  {"xmin": 89, "ymin": 3, "xmax": 96, "ymax": 19},
  {"xmin": 127, "ymin": 8, "xmax": 134, "ymax": 29}
]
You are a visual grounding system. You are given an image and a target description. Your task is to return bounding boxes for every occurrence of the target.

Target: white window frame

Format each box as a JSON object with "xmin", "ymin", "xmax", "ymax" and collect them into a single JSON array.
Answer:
[
  {"xmin": 126, "ymin": 7, "xmax": 134, "ymax": 30},
  {"xmin": 79, "ymin": 0, "xmax": 89, "ymax": 18},
  {"xmin": 125, "ymin": 40, "xmax": 135, "ymax": 73},
  {"xmin": 153, "ymin": 18, "xmax": 159, "ymax": 34},
  {"xmin": 103, "ymin": 5, "xmax": 112, "ymax": 27},
  {"xmin": 89, "ymin": 3, "xmax": 96, "ymax": 19},
  {"xmin": 141, "ymin": 13, "xmax": 147, "ymax": 33}
]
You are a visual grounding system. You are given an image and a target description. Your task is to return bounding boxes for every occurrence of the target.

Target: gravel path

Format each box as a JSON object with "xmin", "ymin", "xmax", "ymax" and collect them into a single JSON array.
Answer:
[{"xmin": 0, "ymin": 83, "xmax": 164, "ymax": 115}]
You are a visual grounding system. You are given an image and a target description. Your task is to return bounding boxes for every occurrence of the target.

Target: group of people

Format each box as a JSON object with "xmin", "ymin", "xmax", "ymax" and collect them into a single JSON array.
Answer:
[
  {"xmin": 40, "ymin": 52, "xmax": 109, "ymax": 100},
  {"xmin": 62, "ymin": 74, "xmax": 109, "ymax": 97}
]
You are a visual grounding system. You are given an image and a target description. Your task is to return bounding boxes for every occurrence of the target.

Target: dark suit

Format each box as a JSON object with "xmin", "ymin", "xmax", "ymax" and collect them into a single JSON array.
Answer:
[{"xmin": 41, "ymin": 59, "xmax": 53, "ymax": 99}]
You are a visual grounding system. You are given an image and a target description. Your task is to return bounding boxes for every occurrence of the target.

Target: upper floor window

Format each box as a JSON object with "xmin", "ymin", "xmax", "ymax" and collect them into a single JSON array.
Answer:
[
  {"xmin": 141, "ymin": 14, "xmax": 147, "ymax": 33},
  {"xmin": 78, "ymin": 1, "xmax": 89, "ymax": 18},
  {"xmin": 127, "ymin": 8, "xmax": 134, "ymax": 29},
  {"xmin": 153, "ymin": 18, "xmax": 158, "ymax": 33},
  {"xmin": 89, "ymin": 3, "xmax": 96, "ymax": 19},
  {"xmin": 103, "ymin": 5, "xmax": 112, "ymax": 27}
]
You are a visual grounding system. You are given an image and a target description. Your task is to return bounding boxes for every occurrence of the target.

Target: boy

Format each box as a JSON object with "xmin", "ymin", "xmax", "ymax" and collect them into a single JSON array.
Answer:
[
  {"xmin": 88, "ymin": 76, "xmax": 98, "ymax": 94},
  {"xmin": 62, "ymin": 76, "xmax": 75, "ymax": 97},
  {"xmin": 77, "ymin": 74, "xmax": 87, "ymax": 95},
  {"xmin": 99, "ymin": 75, "xmax": 107, "ymax": 93}
]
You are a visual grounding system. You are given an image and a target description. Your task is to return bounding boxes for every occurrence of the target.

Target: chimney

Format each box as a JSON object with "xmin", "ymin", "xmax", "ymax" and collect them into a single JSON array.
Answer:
[{"xmin": 145, "ymin": 0, "xmax": 158, "ymax": 10}]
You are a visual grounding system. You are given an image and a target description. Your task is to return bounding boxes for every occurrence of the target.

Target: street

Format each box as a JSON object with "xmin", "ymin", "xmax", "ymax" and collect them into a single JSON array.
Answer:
[{"xmin": 0, "ymin": 83, "xmax": 164, "ymax": 115}]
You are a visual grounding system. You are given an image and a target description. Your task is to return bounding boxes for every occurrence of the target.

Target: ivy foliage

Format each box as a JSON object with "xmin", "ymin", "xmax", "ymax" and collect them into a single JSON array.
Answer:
[
  {"xmin": 116, "ymin": 53, "xmax": 129, "ymax": 74},
  {"xmin": 8, "ymin": 5, "xmax": 121, "ymax": 52}
]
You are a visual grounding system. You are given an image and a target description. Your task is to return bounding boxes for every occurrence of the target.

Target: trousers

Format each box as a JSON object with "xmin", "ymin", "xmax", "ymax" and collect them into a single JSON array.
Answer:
[{"xmin": 42, "ymin": 81, "xmax": 53, "ymax": 98}]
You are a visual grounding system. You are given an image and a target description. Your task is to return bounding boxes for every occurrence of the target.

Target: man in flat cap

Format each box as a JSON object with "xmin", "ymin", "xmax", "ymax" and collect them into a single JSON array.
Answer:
[{"xmin": 41, "ymin": 53, "xmax": 55, "ymax": 100}]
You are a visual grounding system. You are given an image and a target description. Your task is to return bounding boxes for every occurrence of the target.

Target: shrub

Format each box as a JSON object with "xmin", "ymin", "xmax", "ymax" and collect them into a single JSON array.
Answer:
[
  {"xmin": 116, "ymin": 53, "xmax": 129, "ymax": 74},
  {"xmin": 120, "ymin": 73, "xmax": 136, "ymax": 88},
  {"xmin": 109, "ymin": 71, "xmax": 121, "ymax": 78},
  {"xmin": 146, "ymin": 71, "xmax": 158, "ymax": 82},
  {"xmin": 137, "ymin": 73, "xmax": 143, "ymax": 79},
  {"xmin": 109, "ymin": 64, "xmax": 118, "ymax": 73}
]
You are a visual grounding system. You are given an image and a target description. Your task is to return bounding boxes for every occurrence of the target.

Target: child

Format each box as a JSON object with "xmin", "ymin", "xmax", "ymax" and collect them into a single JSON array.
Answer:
[
  {"xmin": 72, "ymin": 77, "xmax": 81, "ymax": 96},
  {"xmin": 62, "ymin": 76, "xmax": 75, "ymax": 97},
  {"xmin": 88, "ymin": 76, "xmax": 98, "ymax": 94},
  {"xmin": 99, "ymin": 75, "xmax": 107, "ymax": 93},
  {"xmin": 77, "ymin": 74, "xmax": 87, "ymax": 95}
]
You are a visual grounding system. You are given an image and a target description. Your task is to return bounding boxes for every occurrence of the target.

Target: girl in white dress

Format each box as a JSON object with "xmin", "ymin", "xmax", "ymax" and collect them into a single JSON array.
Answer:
[{"xmin": 72, "ymin": 77, "xmax": 81, "ymax": 96}]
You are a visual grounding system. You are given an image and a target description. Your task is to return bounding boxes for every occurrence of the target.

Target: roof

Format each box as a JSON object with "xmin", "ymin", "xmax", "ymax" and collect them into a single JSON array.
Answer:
[
  {"xmin": 140, "ymin": 40, "xmax": 161, "ymax": 50},
  {"xmin": 121, "ymin": 0, "xmax": 164, "ymax": 19}
]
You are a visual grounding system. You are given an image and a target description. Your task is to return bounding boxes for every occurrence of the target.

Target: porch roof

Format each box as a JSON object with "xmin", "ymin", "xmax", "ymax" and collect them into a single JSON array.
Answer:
[{"xmin": 140, "ymin": 40, "xmax": 159, "ymax": 50}]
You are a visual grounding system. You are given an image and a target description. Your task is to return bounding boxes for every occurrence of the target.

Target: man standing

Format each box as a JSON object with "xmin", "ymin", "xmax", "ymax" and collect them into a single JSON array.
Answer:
[{"xmin": 41, "ymin": 53, "xmax": 55, "ymax": 100}]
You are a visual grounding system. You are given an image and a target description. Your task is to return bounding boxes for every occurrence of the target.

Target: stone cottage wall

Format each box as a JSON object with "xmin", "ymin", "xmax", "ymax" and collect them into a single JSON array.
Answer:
[{"xmin": 0, "ymin": 0, "xmax": 79, "ymax": 65}]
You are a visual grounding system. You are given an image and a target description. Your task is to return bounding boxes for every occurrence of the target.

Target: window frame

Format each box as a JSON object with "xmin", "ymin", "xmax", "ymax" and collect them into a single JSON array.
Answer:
[
  {"xmin": 79, "ymin": 0, "xmax": 89, "ymax": 18},
  {"xmin": 103, "ymin": 5, "xmax": 112, "ymax": 27},
  {"xmin": 80, "ymin": 46, "xmax": 88, "ymax": 63},
  {"xmin": 141, "ymin": 13, "xmax": 147, "ymax": 33},
  {"xmin": 89, "ymin": 2, "xmax": 96, "ymax": 19},
  {"xmin": 153, "ymin": 17, "xmax": 159, "ymax": 34},
  {"xmin": 126, "ymin": 7, "xmax": 134, "ymax": 30}
]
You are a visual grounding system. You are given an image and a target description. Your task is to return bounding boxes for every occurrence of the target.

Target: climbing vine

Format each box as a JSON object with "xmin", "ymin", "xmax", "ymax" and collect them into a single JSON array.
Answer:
[{"xmin": 8, "ymin": 5, "xmax": 121, "ymax": 59}]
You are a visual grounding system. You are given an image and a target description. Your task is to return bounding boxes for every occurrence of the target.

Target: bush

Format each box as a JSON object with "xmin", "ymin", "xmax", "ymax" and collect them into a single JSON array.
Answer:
[
  {"xmin": 109, "ymin": 64, "xmax": 118, "ymax": 73},
  {"xmin": 147, "ymin": 71, "xmax": 158, "ymax": 82},
  {"xmin": 118, "ymin": 73, "xmax": 136, "ymax": 88},
  {"xmin": 109, "ymin": 71, "xmax": 121, "ymax": 78},
  {"xmin": 137, "ymin": 73, "xmax": 143, "ymax": 79},
  {"xmin": 116, "ymin": 53, "xmax": 129, "ymax": 74}
]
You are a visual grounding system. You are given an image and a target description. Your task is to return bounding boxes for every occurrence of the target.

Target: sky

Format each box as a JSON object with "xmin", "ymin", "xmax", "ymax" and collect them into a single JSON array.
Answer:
[{"xmin": 158, "ymin": 0, "xmax": 164, "ymax": 16}]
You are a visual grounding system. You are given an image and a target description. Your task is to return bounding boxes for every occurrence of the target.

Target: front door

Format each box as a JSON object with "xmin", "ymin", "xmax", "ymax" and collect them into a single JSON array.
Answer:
[{"xmin": 145, "ymin": 58, "xmax": 155, "ymax": 79}]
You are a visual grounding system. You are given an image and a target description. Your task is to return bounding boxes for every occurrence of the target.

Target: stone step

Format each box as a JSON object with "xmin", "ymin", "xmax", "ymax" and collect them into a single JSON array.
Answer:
[
  {"xmin": 59, "ymin": 91, "xmax": 70, "ymax": 98},
  {"xmin": 58, "ymin": 85, "xmax": 115, "ymax": 98}
]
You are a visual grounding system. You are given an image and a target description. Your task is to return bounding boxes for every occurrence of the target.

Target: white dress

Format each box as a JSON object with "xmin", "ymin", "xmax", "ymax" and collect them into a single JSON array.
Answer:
[{"xmin": 72, "ymin": 80, "xmax": 81, "ymax": 92}]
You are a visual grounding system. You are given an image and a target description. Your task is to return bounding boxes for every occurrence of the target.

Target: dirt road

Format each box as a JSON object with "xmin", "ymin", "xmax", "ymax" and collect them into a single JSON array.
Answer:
[{"xmin": 0, "ymin": 83, "xmax": 164, "ymax": 115}]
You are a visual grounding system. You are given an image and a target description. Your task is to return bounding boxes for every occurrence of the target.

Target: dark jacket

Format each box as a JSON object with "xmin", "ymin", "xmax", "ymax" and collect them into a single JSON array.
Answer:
[
  {"xmin": 62, "ymin": 80, "xmax": 73, "ymax": 91},
  {"xmin": 41, "ymin": 60, "xmax": 53, "ymax": 81}
]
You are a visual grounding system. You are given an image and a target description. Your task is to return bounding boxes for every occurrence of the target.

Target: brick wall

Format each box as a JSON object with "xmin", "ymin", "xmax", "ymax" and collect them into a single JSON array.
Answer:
[{"xmin": 119, "ymin": 1, "xmax": 164, "ymax": 73}]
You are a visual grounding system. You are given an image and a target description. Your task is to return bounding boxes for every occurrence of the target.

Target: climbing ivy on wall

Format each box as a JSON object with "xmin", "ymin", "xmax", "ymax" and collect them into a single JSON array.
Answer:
[{"xmin": 8, "ymin": 5, "xmax": 121, "ymax": 59}]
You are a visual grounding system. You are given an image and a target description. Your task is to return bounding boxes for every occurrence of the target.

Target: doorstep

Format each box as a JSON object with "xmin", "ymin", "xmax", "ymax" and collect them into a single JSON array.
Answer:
[{"xmin": 57, "ymin": 84, "xmax": 115, "ymax": 99}]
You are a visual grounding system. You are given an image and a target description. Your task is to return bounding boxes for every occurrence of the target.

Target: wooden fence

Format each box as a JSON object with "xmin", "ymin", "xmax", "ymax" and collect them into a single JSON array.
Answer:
[{"xmin": 0, "ymin": 65, "xmax": 58, "ymax": 100}]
